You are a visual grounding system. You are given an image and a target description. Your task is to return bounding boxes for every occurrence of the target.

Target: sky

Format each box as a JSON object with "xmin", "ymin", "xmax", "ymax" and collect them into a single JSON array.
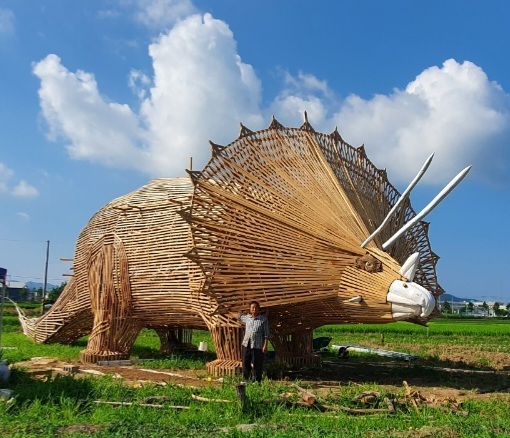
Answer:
[{"xmin": 1, "ymin": 0, "xmax": 509, "ymax": 304}]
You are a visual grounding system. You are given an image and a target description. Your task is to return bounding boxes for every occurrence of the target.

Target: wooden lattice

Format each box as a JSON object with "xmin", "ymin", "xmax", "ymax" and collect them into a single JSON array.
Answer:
[{"xmin": 18, "ymin": 117, "xmax": 445, "ymax": 375}]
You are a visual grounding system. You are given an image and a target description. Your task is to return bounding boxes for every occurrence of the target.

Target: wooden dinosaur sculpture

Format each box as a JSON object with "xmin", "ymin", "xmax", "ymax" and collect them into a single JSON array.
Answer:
[{"xmin": 18, "ymin": 116, "xmax": 470, "ymax": 375}]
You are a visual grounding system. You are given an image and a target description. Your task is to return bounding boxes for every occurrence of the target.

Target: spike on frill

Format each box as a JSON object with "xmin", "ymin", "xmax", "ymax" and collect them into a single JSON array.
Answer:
[
  {"xmin": 357, "ymin": 144, "xmax": 367, "ymax": 159},
  {"xmin": 434, "ymin": 286, "xmax": 446, "ymax": 299},
  {"xmin": 299, "ymin": 111, "xmax": 315, "ymax": 132},
  {"xmin": 210, "ymin": 141, "xmax": 226, "ymax": 158},
  {"xmin": 379, "ymin": 168, "xmax": 388, "ymax": 180},
  {"xmin": 421, "ymin": 221, "xmax": 430, "ymax": 234},
  {"xmin": 238, "ymin": 123, "xmax": 253, "ymax": 138},
  {"xmin": 185, "ymin": 169, "xmax": 202, "ymax": 185},
  {"xmin": 177, "ymin": 206, "xmax": 192, "ymax": 223},
  {"xmin": 330, "ymin": 127, "xmax": 343, "ymax": 143},
  {"xmin": 431, "ymin": 251, "xmax": 440, "ymax": 266},
  {"xmin": 268, "ymin": 116, "xmax": 284, "ymax": 130}
]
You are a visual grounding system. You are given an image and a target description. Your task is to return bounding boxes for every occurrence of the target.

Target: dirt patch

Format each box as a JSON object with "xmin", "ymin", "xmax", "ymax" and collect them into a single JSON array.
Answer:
[
  {"xmin": 12, "ymin": 355, "xmax": 510, "ymax": 404},
  {"xmin": 13, "ymin": 357, "xmax": 222, "ymax": 388}
]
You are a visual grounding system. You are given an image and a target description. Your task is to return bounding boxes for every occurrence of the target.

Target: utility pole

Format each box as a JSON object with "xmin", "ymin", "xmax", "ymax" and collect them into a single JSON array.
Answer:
[
  {"xmin": 41, "ymin": 240, "xmax": 50, "ymax": 316},
  {"xmin": 0, "ymin": 267, "xmax": 7, "ymax": 349}
]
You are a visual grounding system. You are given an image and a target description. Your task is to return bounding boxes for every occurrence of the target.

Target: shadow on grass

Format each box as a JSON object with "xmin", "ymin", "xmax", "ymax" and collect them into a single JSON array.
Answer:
[
  {"xmin": 283, "ymin": 352, "xmax": 510, "ymax": 393},
  {"xmin": 5, "ymin": 368, "xmax": 97, "ymax": 408}
]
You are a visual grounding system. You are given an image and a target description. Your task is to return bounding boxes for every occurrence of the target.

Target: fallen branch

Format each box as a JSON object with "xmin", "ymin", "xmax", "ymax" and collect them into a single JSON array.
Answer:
[
  {"xmin": 320, "ymin": 404, "xmax": 393, "ymax": 415},
  {"xmin": 191, "ymin": 394, "xmax": 232, "ymax": 403},
  {"xmin": 78, "ymin": 369, "xmax": 105, "ymax": 376},
  {"xmin": 138, "ymin": 369, "xmax": 198, "ymax": 380},
  {"xmin": 290, "ymin": 383, "xmax": 316, "ymax": 405},
  {"xmin": 93, "ymin": 400, "xmax": 189, "ymax": 409}
]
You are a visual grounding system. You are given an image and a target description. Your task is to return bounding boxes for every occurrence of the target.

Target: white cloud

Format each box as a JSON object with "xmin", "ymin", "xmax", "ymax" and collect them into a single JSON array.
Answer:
[
  {"xmin": 34, "ymin": 9, "xmax": 510, "ymax": 188},
  {"xmin": 330, "ymin": 59, "xmax": 510, "ymax": 186},
  {"xmin": 33, "ymin": 54, "xmax": 150, "ymax": 170},
  {"xmin": 133, "ymin": 0, "xmax": 198, "ymax": 30},
  {"xmin": 0, "ymin": 162, "xmax": 15, "ymax": 191},
  {"xmin": 12, "ymin": 180, "xmax": 39, "ymax": 198},
  {"xmin": 34, "ymin": 13, "xmax": 263, "ymax": 177},
  {"xmin": 0, "ymin": 8, "xmax": 15, "ymax": 36},
  {"xmin": 0, "ymin": 162, "xmax": 39, "ymax": 198},
  {"xmin": 269, "ymin": 71, "xmax": 335, "ymax": 128},
  {"xmin": 139, "ymin": 13, "xmax": 263, "ymax": 175},
  {"xmin": 128, "ymin": 70, "xmax": 151, "ymax": 100},
  {"xmin": 17, "ymin": 212, "xmax": 30, "ymax": 222}
]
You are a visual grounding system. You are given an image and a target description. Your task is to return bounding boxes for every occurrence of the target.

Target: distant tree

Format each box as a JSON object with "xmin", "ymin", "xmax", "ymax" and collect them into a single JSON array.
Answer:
[
  {"xmin": 467, "ymin": 302, "xmax": 474, "ymax": 313},
  {"xmin": 47, "ymin": 282, "xmax": 67, "ymax": 301},
  {"xmin": 492, "ymin": 302, "xmax": 507, "ymax": 317},
  {"xmin": 482, "ymin": 301, "xmax": 489, "ymax": 312},
  {"xmin": 442, "ymin": 301, "xmax": 452, "ymax": 314},
  {"xmin": 493, "ymin": 302, "xmax": 500, "ymax": 316},
  {"xmin": 19, "ymin": 286, "xmax": 28, "ymax": 301},
  {"xmin": 506, "ymin": 303, "xmax": 510, "ymax": 311}
]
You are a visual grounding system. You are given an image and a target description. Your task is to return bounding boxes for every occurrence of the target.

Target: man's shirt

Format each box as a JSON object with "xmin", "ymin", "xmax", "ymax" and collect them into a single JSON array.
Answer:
[{"xmin": 239, "ymin": 314, "xmax": 269, "ymax": 349}]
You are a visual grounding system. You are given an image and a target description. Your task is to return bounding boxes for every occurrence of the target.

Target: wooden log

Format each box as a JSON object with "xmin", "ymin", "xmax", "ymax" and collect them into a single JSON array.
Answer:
[
  {"xmin": 236, "ymin": 383, "xmax": 247, "ymax": 411},
  {"xmin": 291, "ymin": 383, "xmax": 316, "ymax": 405}
]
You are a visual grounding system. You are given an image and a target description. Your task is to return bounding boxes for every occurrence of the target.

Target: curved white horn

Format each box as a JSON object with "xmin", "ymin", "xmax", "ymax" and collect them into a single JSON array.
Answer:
[
  {"xmin": 361, "ymin": 153, "xmax": 434, "ymax": 248},
  {"xmin": 383, "ymin": 165, "xmax": 472, "ymax": 250},
  {"xmin": 399, "ymin": 252, "xmax": 420, "ymax": 281}
]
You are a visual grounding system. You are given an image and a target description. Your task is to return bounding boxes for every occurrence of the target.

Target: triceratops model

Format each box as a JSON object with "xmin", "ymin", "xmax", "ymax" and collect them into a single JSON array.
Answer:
[{"xmin": 18, "ymin": 115, "xmax": 470, "ymax": 375}]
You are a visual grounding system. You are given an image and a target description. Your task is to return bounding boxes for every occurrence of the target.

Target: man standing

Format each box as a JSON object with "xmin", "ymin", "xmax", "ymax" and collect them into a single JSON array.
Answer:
[{"xmin": 238, "ymin": 301, "xmax": 269, "ymax": 383}]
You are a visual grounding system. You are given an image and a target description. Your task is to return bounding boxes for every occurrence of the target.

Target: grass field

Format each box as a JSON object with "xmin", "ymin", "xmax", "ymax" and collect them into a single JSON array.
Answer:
[{"xmin": 1, "ymin": 305, "xmax": 510, "ymax": 437}]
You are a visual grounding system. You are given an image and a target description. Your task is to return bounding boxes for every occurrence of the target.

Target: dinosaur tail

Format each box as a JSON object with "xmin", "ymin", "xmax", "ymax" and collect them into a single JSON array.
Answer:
[
  {"xmin": 7, "ymin": 297, "xmax": 38, "ymax": 338},
  {"xmin": 18, "ymin": 278, "xmax": 93, "ymax": 344}
]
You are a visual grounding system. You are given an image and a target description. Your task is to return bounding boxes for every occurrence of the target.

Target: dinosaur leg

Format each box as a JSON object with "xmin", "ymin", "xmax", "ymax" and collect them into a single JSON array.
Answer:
[
  {"xmin": 80, "ymin": 234, "xmax": 141, "ymax": 364},
  {"xmin": 155, "ymin": 328, "xmax": 196, "ymax": 353},
  {"xmin": 206, "ymin": 324, "xmax": 244, "ymax": 377},
  {"xmin": 271, "ymin": 330, "xmax": 321, "ymax": 367}
]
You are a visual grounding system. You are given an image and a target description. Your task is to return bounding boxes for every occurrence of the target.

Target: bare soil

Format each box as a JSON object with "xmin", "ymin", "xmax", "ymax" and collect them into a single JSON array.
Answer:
[{"xmin": 14, "ymin": 350, "xmax": 510, "ymax": 405}]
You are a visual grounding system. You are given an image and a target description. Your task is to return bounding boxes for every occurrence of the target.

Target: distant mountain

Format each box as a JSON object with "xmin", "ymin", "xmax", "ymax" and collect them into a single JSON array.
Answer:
[
  {"xmin": 439, "ymin": 293, "xmax": 480, "ymax": 303},
  {"xmin": 26, "ymin": 281, "xmax": 58, "ymax": 291}
]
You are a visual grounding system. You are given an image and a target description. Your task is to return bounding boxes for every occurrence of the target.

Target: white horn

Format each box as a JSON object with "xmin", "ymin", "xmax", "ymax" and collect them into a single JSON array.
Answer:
[
  {"xmin": 361, "ymin": 153, "xmax": 434, "ymax": 248},
  {"xmin": 383, "ymin": 165, "xmax": 472, "ymax": 250},
  {"xmin": 399, "ymin": 252, "xmax": 420, "ymax": 281}
]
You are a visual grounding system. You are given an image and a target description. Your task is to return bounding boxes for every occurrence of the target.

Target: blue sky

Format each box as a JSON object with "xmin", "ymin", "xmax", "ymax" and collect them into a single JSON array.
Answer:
[{"xmin": 1, "ymin": 0, "xmax": 509, "ymax": 304}]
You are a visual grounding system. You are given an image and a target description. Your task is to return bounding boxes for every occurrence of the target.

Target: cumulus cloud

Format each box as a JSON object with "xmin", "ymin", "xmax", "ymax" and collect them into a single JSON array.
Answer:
[
  {"xmin": 33, "ymin": 54, "xmax": 150, "ymax": 170},
  {"xmin": 0, "ymin": 162, "xmax": 39, "ymax": 198},
  {"xmin": 133, "ymin": 0, "xmax": 198, "ymax": 30},
  {"xmin": 0, "ymin": 8, "xmax": 15, "ymax": 36},
  {"xmin": 34, "ymin": 9, "xmax": 510, "ymax": 187},
  {"xmin": 269, "ymin": 71, "xmax": 336, "ymax": 129},
  {"xmin": 12, "ymin": 180, "xmax": 39, "ymax": 198},
  {"xmin": 331, "ymin": 59, "xmax": 510, "ymax": 186},
  {"xmin": 34, "ymin": 13, "xmax": 263, "ymax": 177},
  {"xmin": 139, "ymin": 13, "xmax": 263, "ymax": 174}
]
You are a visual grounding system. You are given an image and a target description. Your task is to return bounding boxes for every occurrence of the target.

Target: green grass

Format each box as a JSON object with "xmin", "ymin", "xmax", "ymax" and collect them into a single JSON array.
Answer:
[
  {"xmin": 1, "ymin": 372, "xmax": 509, "ymax": 437},
  {"xmin": 2, "ymin": 314, "xmax": 510, "ymax": 436}
]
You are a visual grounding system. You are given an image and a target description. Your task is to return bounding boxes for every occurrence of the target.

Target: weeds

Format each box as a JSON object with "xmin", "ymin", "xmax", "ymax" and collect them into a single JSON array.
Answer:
[{"xmin": 2, "ymin": 313, "xmax": 510, "ymax": 436}]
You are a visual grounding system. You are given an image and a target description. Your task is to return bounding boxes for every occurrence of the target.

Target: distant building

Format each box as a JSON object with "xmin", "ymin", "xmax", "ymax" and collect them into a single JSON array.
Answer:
[
  {"xmin": 4, "ymin": 281, "xmax": 28, "ymax": 302},
  {"xmin": 438, "ymin": 298, "xmax": 502, "ymax": 317}
]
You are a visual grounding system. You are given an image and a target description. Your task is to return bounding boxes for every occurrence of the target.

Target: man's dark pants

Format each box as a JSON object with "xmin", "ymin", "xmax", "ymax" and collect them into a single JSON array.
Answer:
[{"xmin": 242, "ymin": 342, "xmax": 264, "ymax": 382}]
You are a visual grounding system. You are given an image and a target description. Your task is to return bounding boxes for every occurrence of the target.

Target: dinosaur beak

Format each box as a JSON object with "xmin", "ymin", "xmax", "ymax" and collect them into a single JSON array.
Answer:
[{"xmin": 387, "ymin": 280, "xmax": 435, "ymax": 320}]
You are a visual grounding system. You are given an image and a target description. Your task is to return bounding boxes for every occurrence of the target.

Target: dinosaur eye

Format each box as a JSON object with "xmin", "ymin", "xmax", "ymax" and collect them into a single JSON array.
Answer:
[{"xmin": 355, "ymin": 254, "xmax": 381, "ymax": 273}]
